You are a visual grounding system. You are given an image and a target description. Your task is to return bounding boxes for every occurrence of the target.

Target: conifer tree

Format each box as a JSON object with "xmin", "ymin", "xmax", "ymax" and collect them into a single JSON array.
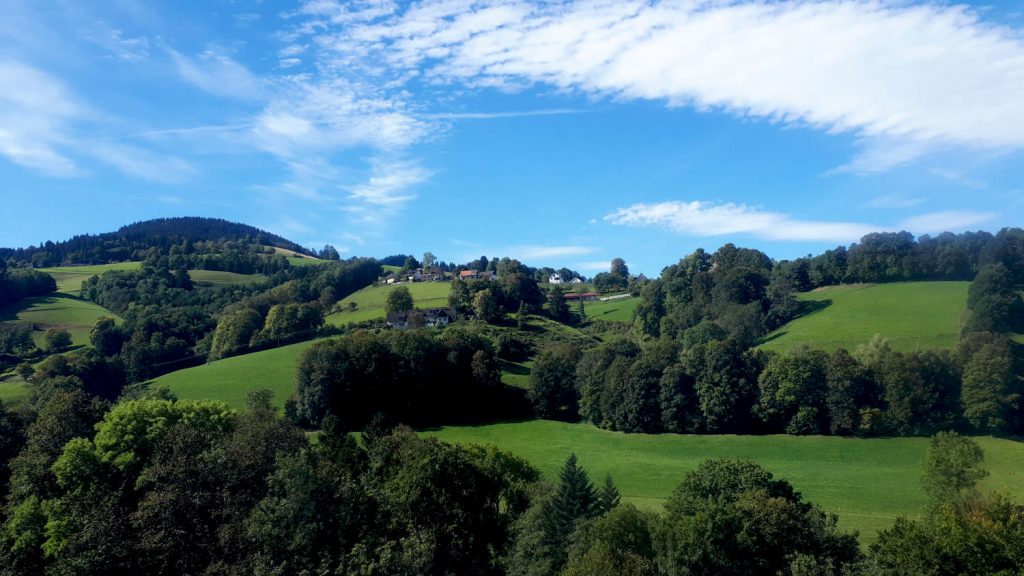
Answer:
[{"xmin": 597, "ymin": 474, "xmax": 621, "ymax": 513}]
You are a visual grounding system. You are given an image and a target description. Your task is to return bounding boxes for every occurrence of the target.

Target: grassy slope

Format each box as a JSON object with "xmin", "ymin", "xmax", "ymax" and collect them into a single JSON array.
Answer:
[
  {"xmin": 187, "ymin": 270, "xmax": 268, "ymax": 287},
  {"xmin": 151, "ymin": 338, "xmax": 327, "ymax": 410},
  {"xmin": 584, "ymin": 296, "xmax": 639, "ymax": 322},
  {"xmin": 0, "ymin": 376, "xmax": 30, "ymax": 404},
  {"xmin": 0, "ymin": 296, "xmax": 121, "ymax": 348},
  {"xmin": 273, "ymin": 247, "xmax": 325, "ymax": 266},
  {"xmin": 38, "ymin": 262, "xmax": 142, "ymax": 296},
  {"xmin": 760, "ymin": 282, "xmax": 969, "ymax": 353},
  {"xmin": 427, "ymin": 420, "xmax": 1024, "ymax": 542},
  {"xmin": 327, "ymin": 282, "xmax": 452, "ymax": 326}
]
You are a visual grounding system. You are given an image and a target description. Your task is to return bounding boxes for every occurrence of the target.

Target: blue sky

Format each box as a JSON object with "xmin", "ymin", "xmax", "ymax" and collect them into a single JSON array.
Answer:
[{"xmin": 1, "ymin": 0, "xmax": 1023, "ymax": 275}]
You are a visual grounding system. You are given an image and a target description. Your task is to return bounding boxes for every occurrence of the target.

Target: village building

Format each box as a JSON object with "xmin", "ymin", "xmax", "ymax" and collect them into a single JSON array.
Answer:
[
  {"xmin": 458, "ymin": 270, "xmax": 496, "ymax": 281},
  {"xmin": 386, "ymin": 307, "xmax": 457, "ymax": 329}
]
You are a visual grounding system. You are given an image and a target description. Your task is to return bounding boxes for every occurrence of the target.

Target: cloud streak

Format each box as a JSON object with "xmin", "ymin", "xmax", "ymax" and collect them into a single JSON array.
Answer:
[
  {"xmin": 605, "ymin": 200, "xmax": 996, "ymax": 243},
  {"xmin": 295, "ymin": 0, "xmax": 1024, "ymax": 170}
]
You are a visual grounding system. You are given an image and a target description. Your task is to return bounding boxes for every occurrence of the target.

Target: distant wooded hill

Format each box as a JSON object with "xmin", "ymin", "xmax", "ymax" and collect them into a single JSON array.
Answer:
[{"xmin": 0, "ymin": 217, "xmax": 314, "ymax": 267}]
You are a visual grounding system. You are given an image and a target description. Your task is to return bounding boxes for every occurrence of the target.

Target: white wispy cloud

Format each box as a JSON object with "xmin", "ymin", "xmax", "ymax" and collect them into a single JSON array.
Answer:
[
  {"xmin": 87, "ymin": 142, "xmax": 195, "ymax": 184},
  {"xmin": 604, "ymin": 200, "xmax": 996, "ymax": 242},
  {"xmin": 293, "ymin": 0, "xmax": 1024, "ymax": 170},
  {"xmin": 504, "ymin": 245, "xmax": 598, "ymax": 260},
  {"xmin": 899, "ymin": 210, "xmax": 996, "ymax": 234},
  {"xmin": 577, "ymin": 260, "xmax": 615, "ymax": 272},
  {"xmin": 346, "ymin": 159, "xmax": 430, "ymax": 207},
  {"xmin": 605, "ymin": 201, "xmax": 877, "ymax": 242},
  {"xmin": 251, "ymin": 78, "xmax": 429, "ymax": 158},
  {"xmin": 0, "ymin": 61, "xmax": 82, "ymax": 176},
  {"xmin": 864, "ymin": 194, "xmax": 926, "ymax": 209},
  {"xmin": 170, "ymin": 47, "xmax": 263, "ymax": 100}
]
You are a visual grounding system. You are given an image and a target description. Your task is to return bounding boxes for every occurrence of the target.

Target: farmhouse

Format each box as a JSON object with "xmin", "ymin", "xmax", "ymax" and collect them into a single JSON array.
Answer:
[
  {"xmin": 458, "ymin": 270, "xmax": 496, "ymax": 281},
  {"xmin": 386, "ymin": 307, "xmax": 457, "ymax": 329},
  {"xmin": 549, "ymin": 272, "xmax": 563, "ymax": 284}
]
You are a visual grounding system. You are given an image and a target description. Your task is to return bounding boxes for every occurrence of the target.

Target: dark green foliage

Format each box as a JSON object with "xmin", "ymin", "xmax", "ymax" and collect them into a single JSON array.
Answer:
[
  {"xmin": 473, "ymin": 288, "xmax": 500, "ymax": 323},
  {"xmin": 546, "ymin": 286, "xmax": 570, "ymax": 322},
  {"xmin": 528, "ymin": 344, "xmax": 582, "ymax": 419},
  {"xmin": 966, "ymin": 262, "xmax": 1023, "ymax": 333},
  {"xmin": 42, "ymin": 329, "xmax": 72, "ymax": 353},
  {"xmin": 0, "ymin": 400, "xmax": 26, "ymax": 503},
  {"xmin": 597, "ymin": 474, "xmax": 621, "ymax": 514},
  {"xmin": 293, "ymin": 329, "xmax": 508, "ymax": 429},
  {"xmin": 871, "ymin": 492, "xmax": 1024, "ymax": 576},
  {"xmin": 0, "ymin": 323, "xmax": 35, "ymax": 355},
  {"xmin": 563, "ymin": 505, "xmax": 658, "ymax": 576},
  {"xmin": 508, "ymin": 454, "xmax": 600, "ymax": 575},
  {"xmin": 384, "ymin": 285, "xmax": 414, "ymax": 313},
  {"xmin": 959, "ymin": 333, "xmax": 1020, "ymax": 433},
  {"xmin": 0, "ymin": 268, "xmax": 56, "ymax": 306},
  {"xmin": 659, "ymin": 459, "xmax": 862, "ymax": 576},
  {"xmin": 88, "ymin": 316, "xmax": 122, "ymax": 357},
  {"xmin": 208, "ymin": 307, "xmax": 264, "ymax": 360},
  {"xmin": 756, "ymin": 348, "xmax": 829, "ymax": 434},
  {"xmin": 872, "ymin": 433, "xmax": 1022, "ymax": 575},
  {"xmin": 0, "ymin": 217, "xmax": 313, "ymax": 268},
  {"xmin": 921, "ymin": 431, "xmax": 988, "ymax": 508}
]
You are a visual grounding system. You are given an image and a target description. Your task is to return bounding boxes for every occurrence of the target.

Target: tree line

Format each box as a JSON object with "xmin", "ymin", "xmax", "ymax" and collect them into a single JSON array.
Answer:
[
  {"xmin": 0, "ymin": 217, "xmax": 313, "ymax": 268},
  {"xmin": 530, "ymin": 330, "xmax": 1022, "ymax": 437},
  {"xmin": 1, "ymin": 385, "xmax": 1018, "ymax": 575}
]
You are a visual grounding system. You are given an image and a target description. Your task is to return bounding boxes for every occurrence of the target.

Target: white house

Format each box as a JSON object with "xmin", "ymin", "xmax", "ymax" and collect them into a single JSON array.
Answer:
[{"xmin": 549, "ymin": 273, "xmax": 563, "ymax": 284}]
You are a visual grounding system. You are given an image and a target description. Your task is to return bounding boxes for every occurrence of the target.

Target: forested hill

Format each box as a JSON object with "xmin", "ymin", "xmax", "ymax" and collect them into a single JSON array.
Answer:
[{"xmin": 0, "ymin": 217, "xmax": 313, "ymax": 267}]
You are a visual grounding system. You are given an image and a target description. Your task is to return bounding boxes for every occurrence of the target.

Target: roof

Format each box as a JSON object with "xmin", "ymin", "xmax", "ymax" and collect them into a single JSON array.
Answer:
[{"xmin": 459, "ymin": 270, "xmax": 478, "ymax": 278}]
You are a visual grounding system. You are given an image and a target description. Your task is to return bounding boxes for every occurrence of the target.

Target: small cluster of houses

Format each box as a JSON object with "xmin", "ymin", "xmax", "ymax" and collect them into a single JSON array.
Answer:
[
  {"xmin": 458, "ymin": 269, "xmax": 498, "ymax": 281},
  {"xmin": 547, "ymin": 272, "xmax": 584, "ymax": 284},
  {"xmin": 382, "ymin": 268, "xmax": 501, "ymax": 285},
  {"xmin": 382, "ymin": 267, "xmax": 447, "ymax": 284},
  {"xmin": 386, "ymin": 307, "xmax": 457, "ymax": 329}
]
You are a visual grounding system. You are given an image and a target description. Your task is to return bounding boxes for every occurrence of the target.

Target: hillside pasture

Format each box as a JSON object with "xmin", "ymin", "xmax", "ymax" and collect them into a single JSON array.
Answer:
[
  {"xmin": 0, "ymin": 295, "xmax": 121, "ymax": 349},
  {"xmin": 187, "ymin": 270, "xmax": 268, "ymax": 287},
  {"xmin": 273, "ymin": 247, "xmax": 324, "ymax": 266},
  {"xmin": 583, "ymin": 296, "xmax": 639, "ymax": 322},
  {"xmin": 151, "ymin": 338, "xmax": 326, "ymax": 410},
  {"xmin": 426, "ymin": 420, "xmax": 1024, "ymax": 543},
  {"xmin": 759, "ymin": 282, "xmax": 969, "ymax": 353},
  {"xmin": 38, "ymin": 262, "xmax": 142, "ymax": 296},
  {"xmin": 327, "ymin": 282, "xmax": 452, "ymax": 326}
]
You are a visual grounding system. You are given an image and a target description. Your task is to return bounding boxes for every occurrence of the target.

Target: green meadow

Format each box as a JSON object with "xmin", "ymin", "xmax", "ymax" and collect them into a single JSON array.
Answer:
[
  {"xmin": 0, "ymin": 295, "xmax": 121, "ymax": 349},
  {"xmin": 760, "ymin": 282, "xmax": 969, "ymax": 353},
  {"xmin": 327, "ymin": 282, "xmax": 453, "ymax": 326},
  {"xmin": 272, "ymin": 247, "xmax": 325, "ymax": 266},
  {"xmin": 583, "ymin": 296, "xmax": 639, "ymax": 322},
  {"xmin": 151, "ymin": 338, "xmax": 326, "ymax": 410},
  {"xmin": 187, "ymin": 269, "xmax": 268, "ymax": 287},
  {"xmin": 37, "ymin": 262, "xmax": 142, "ymax": 296},
  {"xmin": 426, "ymin": 420, "xmax": 1024, "ymax": 543}
]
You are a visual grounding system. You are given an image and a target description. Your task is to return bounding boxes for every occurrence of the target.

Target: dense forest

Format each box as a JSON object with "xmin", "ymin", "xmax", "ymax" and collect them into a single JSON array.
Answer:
[
  {"xmin": 0, "ymin": 217, "xmax": 316, "ymax": 267},
  {"xmin": 2, "ymin": 223, "xmax": 1024, "ymax": 574}
]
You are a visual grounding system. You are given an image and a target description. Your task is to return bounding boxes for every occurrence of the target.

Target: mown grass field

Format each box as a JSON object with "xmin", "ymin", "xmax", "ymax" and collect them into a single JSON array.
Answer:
[
  {"xmin": 37, "ymin": 262, "xmax": 142, "ymax": 296},
  {"xmin": 426, "ymin": 420, "xmax": 1024, "ymax": 543},
  {"xmin": 273, "ymin": 247, "xmax": 325, "ymax": 266},
  {"xmin": 0, "ymin": 377, "xmax": 30, "ymax": 404},
  {"xmin": 759, "ymin": 282, "xmax": 969, "ymax": 353},
  {"xmin": 327, "ymin": 282, "xmax": 452, "ymax": 326},
  {"xmin": 0, "ymin": 295, "xmax": 121, "ymax": 348},
  {"xmin": 187, "ymin": 270, "xmax": 268, "ymax": 287},
  {"xmin": 584, "ymin": 296, "xmax": 639, "ymax": 322},
  {"xmin": 151, "ymin": 338, "xmax": 327, "ymax": 410}
]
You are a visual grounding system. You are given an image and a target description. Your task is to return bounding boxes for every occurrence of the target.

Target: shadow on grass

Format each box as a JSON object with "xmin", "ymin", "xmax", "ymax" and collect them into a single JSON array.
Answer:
[
  {"xmin": 499, "ymin": 360, "xmax": 530, "ymax": 376},
  {"xmin": 798, "ymin": 298, "xmax": 833, "ymax": 318}
]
